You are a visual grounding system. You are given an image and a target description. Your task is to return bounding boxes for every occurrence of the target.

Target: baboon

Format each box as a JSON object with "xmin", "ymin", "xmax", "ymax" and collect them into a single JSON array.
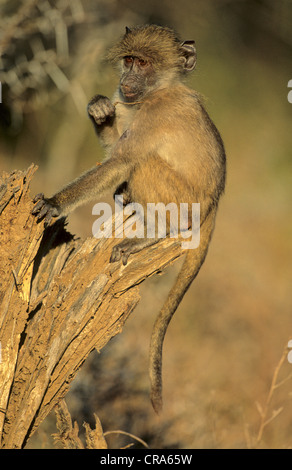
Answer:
[{"xmin": 32, "ymin": 25, "xmax": 226, "ymax": 413}]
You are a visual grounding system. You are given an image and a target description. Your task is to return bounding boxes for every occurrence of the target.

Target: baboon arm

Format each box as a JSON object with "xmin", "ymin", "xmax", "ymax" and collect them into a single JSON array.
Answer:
[
  {"xmin": 92, "ymin": 119, "xmax": 120, "ymax": 151},
  {"xmin": 87, "ymin": 94, "xmax": 120, "ymax": 151},
  {"xmin": 100, "ymin": 126, "xmax": 120, "ymax": 152},
  {"xmin": 32, "ymin": 156, "xmax": 132, "ymax": 224},
  {"xmin": 53, "ymin": 157, "xmax": 131, "ymax": 213}
]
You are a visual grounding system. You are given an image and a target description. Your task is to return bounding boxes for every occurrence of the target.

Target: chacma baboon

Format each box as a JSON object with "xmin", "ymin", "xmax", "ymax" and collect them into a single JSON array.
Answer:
[{"xmin": 32, "ymin": 25, "xmax": 226, "ymax": 413}]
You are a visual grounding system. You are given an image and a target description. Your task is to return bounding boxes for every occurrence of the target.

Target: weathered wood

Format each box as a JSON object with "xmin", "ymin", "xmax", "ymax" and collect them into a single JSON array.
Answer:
[{"xmin": 0, "ymin": 165, "xmax": 183, "ymax": 448}]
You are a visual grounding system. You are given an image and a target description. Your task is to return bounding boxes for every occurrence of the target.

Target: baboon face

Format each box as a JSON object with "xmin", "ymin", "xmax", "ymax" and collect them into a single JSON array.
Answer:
[
  {"xmin": 108, "ymin": 25, "xmax": 197, "ymax": 103},
  {"xmin": 119, "ymin": 55, "xmax": 156, "ymax": 102}
]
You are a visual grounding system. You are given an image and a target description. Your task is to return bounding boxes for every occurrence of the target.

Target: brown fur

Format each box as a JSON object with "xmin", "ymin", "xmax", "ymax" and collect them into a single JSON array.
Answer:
[
  {"xmin": 107, "ymin": 25, "xmax": 183, "ymax": 70},
  {"xmin": 32, "ymin": 25, "xmax": 226, "ymax": 413}
]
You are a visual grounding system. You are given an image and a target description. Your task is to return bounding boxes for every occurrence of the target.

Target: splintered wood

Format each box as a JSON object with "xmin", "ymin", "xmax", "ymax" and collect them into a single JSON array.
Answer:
[{"xmin": 0, "ymin": 165, "xmax": 183, "ymax": 448}]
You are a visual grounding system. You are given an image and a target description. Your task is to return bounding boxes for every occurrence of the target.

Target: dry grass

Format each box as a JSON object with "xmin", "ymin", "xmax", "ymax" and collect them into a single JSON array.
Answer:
[{"xmin": 253, "ymin": 344, "xmax": 292, "ymax": 447}]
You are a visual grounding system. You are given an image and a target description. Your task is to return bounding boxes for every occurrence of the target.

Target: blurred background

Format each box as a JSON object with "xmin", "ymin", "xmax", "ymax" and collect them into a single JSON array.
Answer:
[{"xmin": 1, "ymin": 0, "xmax": 291, "ymax": 449}]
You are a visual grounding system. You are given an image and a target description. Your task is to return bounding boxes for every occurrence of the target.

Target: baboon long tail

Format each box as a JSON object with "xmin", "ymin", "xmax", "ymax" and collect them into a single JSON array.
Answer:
[{"xmin": 149, "ymin": 209, "xmax": 216, "ymax": 414}]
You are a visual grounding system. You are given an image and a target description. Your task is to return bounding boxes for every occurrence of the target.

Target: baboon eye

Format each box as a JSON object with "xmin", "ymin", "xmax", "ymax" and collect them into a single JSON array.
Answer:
[
  {"xmin": 124, "ymin": 56, "xmax": 133, "ymax": 66},
  {"xmin": 138, "ymin": 58, "xmax": 148, "ymax": 67}
]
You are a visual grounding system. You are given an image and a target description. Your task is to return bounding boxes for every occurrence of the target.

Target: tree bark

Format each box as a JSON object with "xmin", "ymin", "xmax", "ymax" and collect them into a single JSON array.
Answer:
[{"xmin": 0, "ymin": 165, "xmax": 183, "ymax": 448}]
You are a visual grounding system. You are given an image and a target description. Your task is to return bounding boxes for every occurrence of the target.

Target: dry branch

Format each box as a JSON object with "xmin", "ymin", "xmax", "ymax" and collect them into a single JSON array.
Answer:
[
  {"xmin": 53, "ymin": 399, "xmax": 108, "ymax": 449},
  {"xmin": 0, "ymin": 164, "xmax": 183, "ymax": 448}
]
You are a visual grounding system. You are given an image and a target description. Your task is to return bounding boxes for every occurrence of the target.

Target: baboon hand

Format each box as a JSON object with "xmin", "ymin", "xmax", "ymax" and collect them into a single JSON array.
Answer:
[
  {"xmin": 110, "ymin": 238, "xmax": 156, "ymax": 266},
  {"xmin": 87, "ymin": 95, "xmax": 115, "ymax": 125},
  {"xmin": 31, "ymin": 193, "xmax": 60, "ymax": 226},
  {"xmin": 110, "ymin": 240, "xmax": 132, "ymax": 266}
]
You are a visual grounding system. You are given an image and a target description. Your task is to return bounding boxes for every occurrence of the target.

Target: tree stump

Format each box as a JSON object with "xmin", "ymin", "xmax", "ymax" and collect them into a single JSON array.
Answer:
[{"xmin": 0, "ymin": 164, "xmax": 183, "ymax": 448}]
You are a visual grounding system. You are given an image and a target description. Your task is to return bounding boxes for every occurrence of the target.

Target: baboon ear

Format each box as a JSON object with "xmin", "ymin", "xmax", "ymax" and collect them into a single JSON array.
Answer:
[
  {"xmin": 125, "ymin": 26, "xmax": 132, "ymax": 34},
  {"xmin": 180, "ymin": 40, "xmax": 196, "ymax": 71}
]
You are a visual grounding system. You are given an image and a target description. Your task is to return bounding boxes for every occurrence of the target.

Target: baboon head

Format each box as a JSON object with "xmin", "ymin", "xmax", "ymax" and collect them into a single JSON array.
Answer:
[{"xmin": 107, "ymin": 25, "xmax": 197, "ymax": 102}]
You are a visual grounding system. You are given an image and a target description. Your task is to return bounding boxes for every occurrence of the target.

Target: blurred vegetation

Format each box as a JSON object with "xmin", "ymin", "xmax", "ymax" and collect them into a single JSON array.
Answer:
[{"xmin": 1, "ymin": 0, "xmax": 291, "ymax": 449}]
